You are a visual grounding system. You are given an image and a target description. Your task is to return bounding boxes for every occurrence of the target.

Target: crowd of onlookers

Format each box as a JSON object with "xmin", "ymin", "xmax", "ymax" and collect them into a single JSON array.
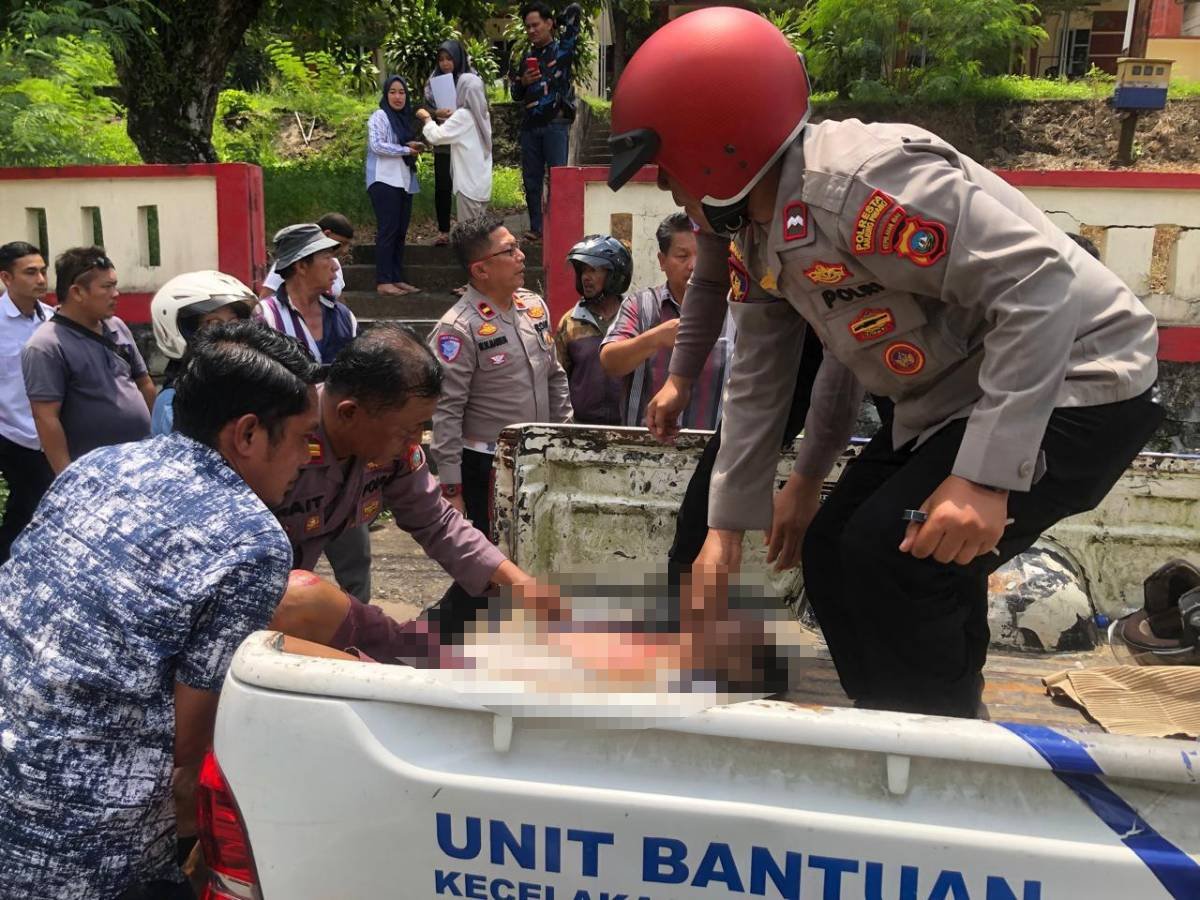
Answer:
[{"xmin": 367, "ymin": 2, "xmax": 582, "ymax": 294}]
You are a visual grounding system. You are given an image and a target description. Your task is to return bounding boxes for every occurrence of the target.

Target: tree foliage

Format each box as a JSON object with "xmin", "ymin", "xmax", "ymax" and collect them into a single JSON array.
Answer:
[{"xmin": 795, "ymin": 0, "xmax": 1047, "ymax": 99}]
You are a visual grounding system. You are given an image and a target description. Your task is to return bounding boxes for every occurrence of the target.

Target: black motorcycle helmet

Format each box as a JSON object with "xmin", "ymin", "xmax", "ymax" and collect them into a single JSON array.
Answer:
[{"xmin": 567, "ymin": 234, "xmax": 633, "ymax": 298}]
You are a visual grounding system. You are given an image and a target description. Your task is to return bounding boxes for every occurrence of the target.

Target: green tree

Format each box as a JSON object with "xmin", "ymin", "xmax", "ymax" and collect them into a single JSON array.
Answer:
[{"xmin": 797, "ymin": 0, "xmax": 1047, "ymax": 98}]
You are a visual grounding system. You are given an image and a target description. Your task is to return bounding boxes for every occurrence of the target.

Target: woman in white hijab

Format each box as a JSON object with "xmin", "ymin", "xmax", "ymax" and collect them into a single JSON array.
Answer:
[{"xmin": 416, "ymin": 73, "xmax": 493, "ymax": 222}]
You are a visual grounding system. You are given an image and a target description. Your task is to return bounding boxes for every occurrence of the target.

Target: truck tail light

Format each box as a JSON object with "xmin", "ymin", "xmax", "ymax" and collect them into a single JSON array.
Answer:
[{"xmin": 196, "ymin": 750, "xmax": 261, "ymax": 900}]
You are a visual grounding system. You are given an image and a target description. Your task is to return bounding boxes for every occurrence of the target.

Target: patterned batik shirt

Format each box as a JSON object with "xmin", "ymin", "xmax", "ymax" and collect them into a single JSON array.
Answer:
[{"xmin": 0, "ymin": 432, "xmax": 293, "ymax": 899}]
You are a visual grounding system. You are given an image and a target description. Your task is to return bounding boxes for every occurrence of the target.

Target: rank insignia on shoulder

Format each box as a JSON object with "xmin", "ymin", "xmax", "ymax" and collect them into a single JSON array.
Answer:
[
  {"xmin": 306, "ymin": 438, "xmax": 324, "ymax": 465},
  {"xmin": 513, "ymin": 298, "xmax": 527, "ymax": 311},
  {"xmin": 525, "ymin": 305, "xmax": 545, "ymax": 320},
  {"xmin": 853, "ymin": 189, "xmax": 896, "ymax": 255},
  {"xmin": 477, "ymin": 322, "xmax": 498, "ymax": 337},
  {"xmin": 883, "ymin": 340, "xmax": 926, "ymax": 375},
  {"xmin": 782, "ymin": 201, "xmax": 809, "ymax": 242},
  {"xmin": 304, "ymin": 514, "xmax": 322, "ymax": 532},
  {"xmin": 894, "ymin": 217, "xmax": 948, "ymax": 267},
  {"xmin": 437, "ymin": 333, "xmax": 463, "ymax": 363},
  {"xmin": 408, "ymin": 444, "xmax": 425, "ymax": 471},
  {"xmin": 803, "ymin": 261, "xmax": 851, "ymax": 285},
  {"xmin": 849, "ymin": 308, "xmax": 895, "ymax": 342},
  {"xmin": 476, "ymin": 301, "xmax": 496, "ymax": 320}
]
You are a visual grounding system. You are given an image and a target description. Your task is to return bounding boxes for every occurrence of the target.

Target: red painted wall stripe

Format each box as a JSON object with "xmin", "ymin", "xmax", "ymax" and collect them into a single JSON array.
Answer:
[
  {"xmin": 995, "ymin": 170, "xmax": 1200, "ymax": 190},
  {"xmin": 1159, "ymin": 327, "xmax": 1200, "ymax": 363}
]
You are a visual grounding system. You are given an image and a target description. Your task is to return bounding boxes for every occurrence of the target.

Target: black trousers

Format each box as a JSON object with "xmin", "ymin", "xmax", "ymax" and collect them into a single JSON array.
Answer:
[
  {"xmin": 434, "ymin": 151, "xmax": 453, "ymax": 233},
  {"xmin": 0, "ymin": 436, "xmax": 55, "ymax": 563},
  {"xmin": 667, "ymin": 329, "xmax": 826, "ymax": 583},
  {"xmin": 432, "ymin": 448, "xmax": 496, "ymax": 641},
  {"xmin": 802, "ymin": 390, "xmax": 1163, "ymax": 718},
  {"xmin": 367, "ymin": 181, "xmax": 414, "ymax": 285}
]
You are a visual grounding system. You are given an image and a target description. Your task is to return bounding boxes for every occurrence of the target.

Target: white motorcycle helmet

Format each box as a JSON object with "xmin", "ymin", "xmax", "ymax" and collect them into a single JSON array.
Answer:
[{"xmin": 151, "ymin": 270, "xmax": 256, "ymax": 360}]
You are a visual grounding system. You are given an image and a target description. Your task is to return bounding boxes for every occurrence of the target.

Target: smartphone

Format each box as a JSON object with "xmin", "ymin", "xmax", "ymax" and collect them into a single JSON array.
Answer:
[{"xmin": 524, "ymin": 57, "xmax": 541, "ymax": 77}]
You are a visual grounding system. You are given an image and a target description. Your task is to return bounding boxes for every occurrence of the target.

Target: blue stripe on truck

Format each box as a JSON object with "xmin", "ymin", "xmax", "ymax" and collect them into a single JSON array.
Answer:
[{"xmin": 1001, "ymin": 722, "xmax": 1200, "ymax": 899}]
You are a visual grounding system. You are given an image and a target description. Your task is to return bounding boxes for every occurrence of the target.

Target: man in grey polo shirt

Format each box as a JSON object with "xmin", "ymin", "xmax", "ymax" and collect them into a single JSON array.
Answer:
[
  {"xmin": 0, "ymin": 241, "xmax": 56, "ymax": 562},
  {"xmin": 21, "ymin": 246, "xmax": 155, "ymax": 473}
]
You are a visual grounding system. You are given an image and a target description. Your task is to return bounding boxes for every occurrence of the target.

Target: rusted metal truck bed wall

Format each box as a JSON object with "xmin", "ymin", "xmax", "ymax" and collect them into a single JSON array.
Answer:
[{"xmin": 493, "ymin": 424, "xmax": 1200, "ymax": 618}]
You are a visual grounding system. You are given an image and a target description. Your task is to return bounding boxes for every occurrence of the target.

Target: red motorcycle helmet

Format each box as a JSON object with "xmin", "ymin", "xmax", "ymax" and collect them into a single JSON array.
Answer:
[{"xmin": 607, "ymin": 7, "xmax": 811, "ymax": 234}]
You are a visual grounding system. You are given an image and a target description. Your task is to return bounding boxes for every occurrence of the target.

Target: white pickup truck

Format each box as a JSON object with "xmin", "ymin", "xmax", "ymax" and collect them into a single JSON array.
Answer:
[{"xmin": 205, "ymin": 425, "xmax": 1200, "ymax": 900}]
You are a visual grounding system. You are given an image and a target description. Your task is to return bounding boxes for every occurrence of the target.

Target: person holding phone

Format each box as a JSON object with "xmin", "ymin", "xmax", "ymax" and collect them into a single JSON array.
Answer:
[
  {"xmin": 367, "ymin": 75, "xmax": 423, "ymax": 296},
  {"xmin": 509, "ymin": 2, "xmax": 582, "ymax": 243}
]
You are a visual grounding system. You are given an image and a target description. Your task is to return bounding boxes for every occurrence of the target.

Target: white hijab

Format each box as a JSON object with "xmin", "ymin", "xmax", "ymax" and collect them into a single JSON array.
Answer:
[{"xmin": 456, "ymin": 72, "xmax": 492, "ymax": 155}]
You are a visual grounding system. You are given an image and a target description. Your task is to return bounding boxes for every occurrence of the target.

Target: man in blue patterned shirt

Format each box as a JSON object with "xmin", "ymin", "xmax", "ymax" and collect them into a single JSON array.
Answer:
[{"xmin": 0, "ymin": 322, "xmax": 321, "ymax": 899}]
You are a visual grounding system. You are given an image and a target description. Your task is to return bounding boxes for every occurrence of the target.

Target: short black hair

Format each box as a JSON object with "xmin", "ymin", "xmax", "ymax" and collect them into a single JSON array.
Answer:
[
  {"xmin": 656, "ymin": 212, "xmax": 693, "ymax": 254},
  {"xmin": 173, "ymin": 321, "xmax": 321, "ymax": 448},
  {"xmin": 55, "ymin": 245, "xmax": 113, "ymax": 303},
  {"xmin": 317, "ymin": 212, "xmax": 354, "ymax": 240},
  {"xmin": 521, "ymin": 1, "xmax": 554, "ymax": 22},
  {"xmin": 1067, "ymin": 232, "xmax": 1101, "ymax": 260},
  {"xmin": 325, "ymin": 323, "xmax": 443, "ymax": 412},
  {"xmin": 451, "ymin": 212, "xmax": 505, "ymax": 273},
  {"xmin": 0, "ymin": 241, "xmax": 43, "ymax": 273}
]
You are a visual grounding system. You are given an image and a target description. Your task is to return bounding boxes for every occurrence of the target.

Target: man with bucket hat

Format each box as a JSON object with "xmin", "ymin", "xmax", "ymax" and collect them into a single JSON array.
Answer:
[{"xmin": 606, "ymin": 7, "xmax": 1162, "ymax": 718}]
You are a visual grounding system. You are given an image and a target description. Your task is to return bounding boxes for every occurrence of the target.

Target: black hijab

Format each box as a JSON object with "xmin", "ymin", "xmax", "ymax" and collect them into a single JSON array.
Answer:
[
  {"xmin": 430, "ymin": 39, "xmax": 470, "ymax": 85},
  {"xmin": 380, "ymin": 75, "xmax": 417, "ymax": 168}
]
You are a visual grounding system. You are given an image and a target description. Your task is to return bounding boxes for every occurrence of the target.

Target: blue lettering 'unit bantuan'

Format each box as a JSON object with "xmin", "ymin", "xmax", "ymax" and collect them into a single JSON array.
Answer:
[{"xmin": 433, "ymin": 813, "xmax": 1042, "ymax": 900}]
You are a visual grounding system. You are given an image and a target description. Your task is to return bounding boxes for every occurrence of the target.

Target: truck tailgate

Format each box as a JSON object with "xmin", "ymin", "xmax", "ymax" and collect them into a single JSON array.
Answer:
[{"xmin": 216, "ymin": 633, "xmax": 1200, "ymax": 899}]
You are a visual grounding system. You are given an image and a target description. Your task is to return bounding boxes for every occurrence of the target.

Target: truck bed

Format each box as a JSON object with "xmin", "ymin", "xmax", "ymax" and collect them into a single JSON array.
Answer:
[{"xmin": 781, "ymin": 645, "xmax": 1104, "ymax": 729}]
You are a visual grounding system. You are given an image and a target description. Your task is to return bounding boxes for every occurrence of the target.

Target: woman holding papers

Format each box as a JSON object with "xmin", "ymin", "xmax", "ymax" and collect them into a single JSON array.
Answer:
[
  {"xmin": 425, "ymin": 40, "xmax": 472, "ymax": 246},
  {"xmin": 416, "ymin": 72, "xmax": 494, "ymax": 223}
]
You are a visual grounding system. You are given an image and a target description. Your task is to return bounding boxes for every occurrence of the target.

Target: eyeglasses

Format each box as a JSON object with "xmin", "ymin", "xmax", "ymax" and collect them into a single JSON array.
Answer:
[
  {"xmin": 69, "ymin": 255, "xmax": 115, "ymax": 285},
  {"xmin": 474, "ymin": 244, "xmax": 521, "ymax": 263}
]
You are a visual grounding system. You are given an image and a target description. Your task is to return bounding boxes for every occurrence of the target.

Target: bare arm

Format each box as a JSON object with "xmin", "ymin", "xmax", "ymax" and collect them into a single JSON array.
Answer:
[
  {"xmin": 30, "ymin": 400, "xmax": 70, "ymax": 474},
  {"xmin": 174, "ymin": 682, "xmax": 219, "ymax": 767},
  {"xmin": 599, "ymin": 320, "xmax": 677, "ymax": 377},
  {"xmin": 135, "ymin": 373, "xmax": 157, "ymax": 413}
]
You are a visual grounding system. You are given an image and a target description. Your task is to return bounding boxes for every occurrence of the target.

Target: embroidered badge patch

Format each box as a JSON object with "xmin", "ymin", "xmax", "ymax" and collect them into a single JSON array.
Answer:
[
  {"xmin": 306, "ymin": 438, "xmax": 324, "ymax": 465},
  {"xmin": 488, "ymin": 352, "xmax": 509, "ymax": 366},
  {"xmin": 525, "ymin": 305, "xmax": 545, "ymax": 320},
  {"xmin": 360, "ymin": 496, "xmax": 381, "ymax": 523},
  {"xmin": 894, "ymin": 217, "xmax": 948, "ymax": 267},
  {"xmin": 759, "ymin": 269, "xmax": 778, "ymax": 292},
  {"xmin": 437, "ymin": 333, "xmax": 463, "ymax": 363},
  {"xmin": 408, "ymin": 444, "xmax": 425, "ymax": 470},
  {"xmin": 804, "ymin": 261, "xmax": 851, "ymax": 285},
  {"xmin": 853, "ymin": 190, "xmax": 895, "ymax": 255},
  {"xmin": 476, "ymin": 301, "xmax": 496, "ymax": 320},
  {"xmin": 728, "ymin": 251, "xmax": 750, "ymax": 302},
  {"xmin": 883, "ymin": 340, "xmax": 926, "ymax": 375},
  {"xmin": 849, "ymin": 308, "xmax": 896, "ymax": 343},
  {"xmin": 304, "ymin": 514, "xmax": 321, "ymax": 532},
  {"xmin": 878, "ymin": 206, "xmax": 909, "ymax": 254},
  {"xmin": 782, "ymin": 201, "xmax": 809, "ymax": 242},
  {"xmin": 477, "ymin": 322, "xmax": 498, "ymax": 337}
]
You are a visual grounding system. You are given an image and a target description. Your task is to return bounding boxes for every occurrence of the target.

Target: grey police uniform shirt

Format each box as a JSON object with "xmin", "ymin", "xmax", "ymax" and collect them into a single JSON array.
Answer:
[
  {"xmin": 670, "ymin": 119, "xmax": 1159, "ymax": 533},
  {"xmin": 429, "ymin": 284, "xmax": 573, "ymax": 484}
]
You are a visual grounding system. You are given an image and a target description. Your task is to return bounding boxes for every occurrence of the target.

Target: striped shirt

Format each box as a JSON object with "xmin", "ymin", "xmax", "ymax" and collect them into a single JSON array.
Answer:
[
  {"xmin": 601, "ymin": 283, "xmax": 734, "ymax": 430},
  {"xmin": 255, "ymin": 286, "xmax": 358, "ymax": 364}
]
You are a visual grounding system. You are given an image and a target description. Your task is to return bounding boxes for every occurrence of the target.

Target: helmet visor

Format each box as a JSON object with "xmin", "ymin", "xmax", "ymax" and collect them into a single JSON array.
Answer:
[{"xmin": 607, "ymin": 128, "xmax": 661, "ymax": 191}]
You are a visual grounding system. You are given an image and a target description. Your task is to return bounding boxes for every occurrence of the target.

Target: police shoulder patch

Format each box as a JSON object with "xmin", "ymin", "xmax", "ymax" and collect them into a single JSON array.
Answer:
[
  {"xmin": 408, "ymin": 444, "xmax": 425, "ymax": 471},
  {"xmin": 853, "ymin": 190, "xmax": 896, "ymax": 256},
  {"xmin": 894, "ymin": 217, "xmax": 948, "ymax": 267},
  {"xmin": 437, "ymin": 333, "xmax": 463, "ymax": 363}
]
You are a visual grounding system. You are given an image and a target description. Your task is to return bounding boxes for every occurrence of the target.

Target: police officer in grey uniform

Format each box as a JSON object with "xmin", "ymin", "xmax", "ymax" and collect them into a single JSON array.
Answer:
[
  {"xmin": 429, "ymin": 213, "xmax": 573, "ymax": 537},
  {"xmin": 607, "ymin": 9, "xmax": 1163, "ymax": 718}
]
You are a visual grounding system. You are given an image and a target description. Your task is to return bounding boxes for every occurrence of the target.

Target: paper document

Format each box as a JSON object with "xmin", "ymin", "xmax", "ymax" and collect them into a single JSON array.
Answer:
[{"xmin": 430, "ymin": 73, "xmax": 457, "ymax": 112}]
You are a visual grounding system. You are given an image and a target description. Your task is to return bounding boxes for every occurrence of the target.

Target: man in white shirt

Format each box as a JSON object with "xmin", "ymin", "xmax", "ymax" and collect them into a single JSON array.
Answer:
[
  {"xmin": 0, "ymin": 241, "xmax": 56, "ymax": 562},
  {"xmin": 258, "ymin": 212, "xmax": 354, "ymax": 300}
]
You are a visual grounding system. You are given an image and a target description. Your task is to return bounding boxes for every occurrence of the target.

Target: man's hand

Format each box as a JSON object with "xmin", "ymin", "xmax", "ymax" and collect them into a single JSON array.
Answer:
[
  {"xmin": 645, "ymin": 374, "xmax": 693, "ymax": 444},
  {"xmin": 561, "ymin": 2, "xmax": 582, "ymax": 26},
  {"xmin": 492, "ymin": 560, "xmax": 564, "ymax": 622},
  {"xmin": 765, "ymin": 473, "xmax": 821, "ymax": 572},
  {"xmin": 654, "ymin": 317, "xmax": 680, "ymax": 350},
  {"xmin": 415, "ymin": 108, "xmax": 431, "ymax": 122},
  {"xmin": 681, "ymin": 528, "xmax": 742, "ymax": 632},
  {"xmin": 435, "ymin": 108, "xmax": 452, "ymax": 120},
  {"xmin": 899, "ymin": 474, "xmax": 1009, "ymax": 565},
  {"xmin": 520, "ymin": 68, "xmax": 541, "ymax": 87},
  {"xmin": 407, "ymin": 141, "xmax": 425, "ymax": 154}
]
